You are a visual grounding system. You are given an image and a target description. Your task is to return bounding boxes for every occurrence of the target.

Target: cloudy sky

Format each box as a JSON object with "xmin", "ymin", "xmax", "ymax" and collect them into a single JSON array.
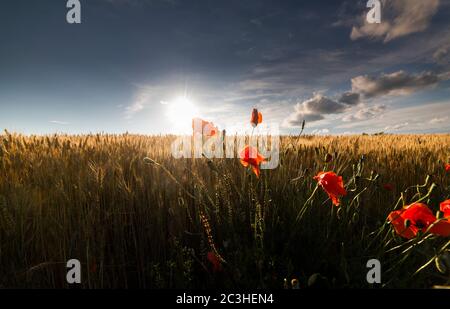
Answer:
[{"xmin": 1, "ymin": 0, "xmax": 450, "ymax": 135}]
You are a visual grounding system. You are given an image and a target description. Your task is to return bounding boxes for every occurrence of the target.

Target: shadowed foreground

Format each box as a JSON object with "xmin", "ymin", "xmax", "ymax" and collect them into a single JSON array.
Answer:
[{"xmin": 0, "ymin": 132, "xmax": 449, "ymax": 288}]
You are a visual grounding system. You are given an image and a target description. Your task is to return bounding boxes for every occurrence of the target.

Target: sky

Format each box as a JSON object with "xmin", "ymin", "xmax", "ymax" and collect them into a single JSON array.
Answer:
[{"xmin": 0, "ymin": 0, "xmax": 450, "ymax": 135}]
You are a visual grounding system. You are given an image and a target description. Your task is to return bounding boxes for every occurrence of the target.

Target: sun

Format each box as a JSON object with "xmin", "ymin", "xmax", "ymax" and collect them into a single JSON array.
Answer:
[{"xmin": 166, "ymin": 96, "xmax": 199, "ymax": 133}]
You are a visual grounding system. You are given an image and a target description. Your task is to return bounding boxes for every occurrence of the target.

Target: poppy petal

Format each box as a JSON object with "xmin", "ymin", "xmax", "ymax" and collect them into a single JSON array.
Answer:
[
  {"xmin": 314, "ymin": 171, "xmax": 347, "ymax": 206},
  {"xmin": 430, "ymin": 220, "xmax": 450, "ymax": 237},
  {"xmin": 440, "ymin": 200, "xmax": 450, "ymax": 218},
  {"xmin": 240, "ymin": 160, "xmax": 249, "ymax": 167},
  {"xmin": 328, "ymin": 192, "xmax": 340, "ymax": 206},
  {"xmin": 252, "ymin": 165, "xmax": 260, "ymax": 177},
  {"xmin": 388, "ymin": 210, "xmax": 416, "ymax": 239}
]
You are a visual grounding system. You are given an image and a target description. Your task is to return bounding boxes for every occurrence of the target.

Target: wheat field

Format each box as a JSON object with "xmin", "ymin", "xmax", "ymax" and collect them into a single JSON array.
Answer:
[{"xmin": 0, "ymin": 131, "xmax": 449, "ymax": 288}]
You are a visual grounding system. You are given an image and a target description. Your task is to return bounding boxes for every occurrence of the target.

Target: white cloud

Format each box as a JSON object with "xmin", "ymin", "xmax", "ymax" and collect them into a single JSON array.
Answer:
[
  {"xmin": 337, "ymin": 100, "xmax": 450, "ymax": 133},
  {"xmin": 429, "ymin": 116, "xmax": 449, "ymax": 124},
  {"xmin": 124, "ymin": 85, "xmax": 168, "ymax": 119},
  {"xmin": 342, "ymin": 104, "xmax": 386, "ymax": 122},
  {"xmin": 49, "ymin": 120, "xmax": 69, "ymax": 125},
  {"xmin": 125, "ymin": 95, "xmax": 146, "ymax": 119},
  {"xmin": 384, "ymin": 122, "xmax": 409, "ymax": 131},
  {"xmin": 311, "ymin": 128, "xmax": 330, "ymax": 135},
  {"xmin": 283, "ymin": 66, "xmax": 449, "ymax": 129}
]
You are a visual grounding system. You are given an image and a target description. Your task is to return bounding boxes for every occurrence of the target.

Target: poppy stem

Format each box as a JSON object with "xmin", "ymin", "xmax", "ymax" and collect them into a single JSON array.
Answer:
[
  {"xmin": 412, "ymin": 183, "xmax": 437, "ymax": 204},
  {"xmin": 144, "ymin": 158, "xmax": 197, "ymax": 200},
  {"xmin": 295, "ymin": 184, "xmax": 319, "ymax": 223}
]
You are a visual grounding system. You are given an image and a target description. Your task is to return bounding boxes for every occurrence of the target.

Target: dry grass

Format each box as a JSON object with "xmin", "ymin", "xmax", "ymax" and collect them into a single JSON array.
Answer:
[{"xmin": 0, "ymin": 131, "xmax": 449, "ymax": 288}]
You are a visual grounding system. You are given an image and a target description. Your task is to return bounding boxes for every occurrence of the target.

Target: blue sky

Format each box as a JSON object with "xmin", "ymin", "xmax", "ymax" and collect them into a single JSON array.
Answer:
[{"xmin": 0, "ymin": 0, "xmax": 449, "ymax": 135}]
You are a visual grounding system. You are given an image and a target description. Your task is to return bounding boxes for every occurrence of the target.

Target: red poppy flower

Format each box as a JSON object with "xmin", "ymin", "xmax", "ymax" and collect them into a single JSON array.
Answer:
[
  {"xmin": 441, "ymin": 200, "xmax": 450, "ymax": 218},
  {"xmin": 207, "ymin": 252, "xmax": 222, "ymax": 273},
  {"xmin": 250, "ymin": 108, "xmax": 263, "ymax": 128},
  {"xmin": 446, "ymin": 163, "xmax": 450, "ymax": 172},
  {"xmin": 388, "ymin": 203, "xmax": 450, "ymax": 239},
  {"xmin": 313, "ymin": 171, "xmax": 347, "ymax": 206},
  {"xmin": 383, "ymin": 183, "xmax": 394, "ymax": 191},
  {"xmin": 192, "ymin": 118, "xmax": 218, "ymax": 137},
  {"xmin": 240, "ymin": 146, "xmax": 266, "ymax": 177}
]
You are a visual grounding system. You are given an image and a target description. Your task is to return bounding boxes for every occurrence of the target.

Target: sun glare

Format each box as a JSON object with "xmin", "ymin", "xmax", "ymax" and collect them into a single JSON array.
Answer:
[{"xmin": 166, "ymin": 96, "xmax": 199, "ymax": 134}]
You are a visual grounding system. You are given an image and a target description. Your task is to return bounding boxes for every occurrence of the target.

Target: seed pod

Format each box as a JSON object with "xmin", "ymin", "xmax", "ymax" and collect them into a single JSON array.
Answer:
[
  {"xmin": 291, "ymin": 278, "xmax": 300, "ymax": 289},
  {"xmin": 404, "ymin": 219, "xmax": 411, "ymax": 228},
  {"xmin": 435, "ymin": 252, "xmax": 450, "ymax": 274}
]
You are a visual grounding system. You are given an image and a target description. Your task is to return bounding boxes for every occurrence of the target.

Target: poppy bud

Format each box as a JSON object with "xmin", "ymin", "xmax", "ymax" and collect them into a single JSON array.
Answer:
[
  {"xmin": 324, "ymin": 153, "xmax": 333, "ymax": 163},
  {"xmin": 250, "ymin": 108, "xmax": 262, "ymax": 127},
  {"xmin": 404, "ymin": 219, "xmax": 411, "ymax": 228}
]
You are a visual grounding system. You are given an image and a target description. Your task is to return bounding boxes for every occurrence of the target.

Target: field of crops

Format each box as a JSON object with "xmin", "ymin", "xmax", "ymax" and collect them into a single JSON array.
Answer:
[{"xmin": 0, "ymin": 132, "xmax": 449, "ymax": 288}]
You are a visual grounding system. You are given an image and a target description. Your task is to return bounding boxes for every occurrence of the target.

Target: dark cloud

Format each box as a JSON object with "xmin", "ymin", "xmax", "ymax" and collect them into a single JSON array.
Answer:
[
  {"xmin": 285, "ymin": 112, "xmax": 324, "ymax": 127},
  {"xmin": 284, "ymin": 94, "xmax": 348, "ymax": 127},
  {"xmin": 352, "ymin": 71, "xmax": 442, "ymax": 98},
  {"xmin": 284, "ymin": 68, "xmax": 448, "ymax": 127},
  {"xmin": 302, "ymin": 94, "xmax": 348, "ymax": 114},
  {"xmin": 433, "ymin": 44, "xmax": 450, "ymax": 65},
  {"xmin": 338, "ymin": 92, "xmax": 361, "ymax": 105}
]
